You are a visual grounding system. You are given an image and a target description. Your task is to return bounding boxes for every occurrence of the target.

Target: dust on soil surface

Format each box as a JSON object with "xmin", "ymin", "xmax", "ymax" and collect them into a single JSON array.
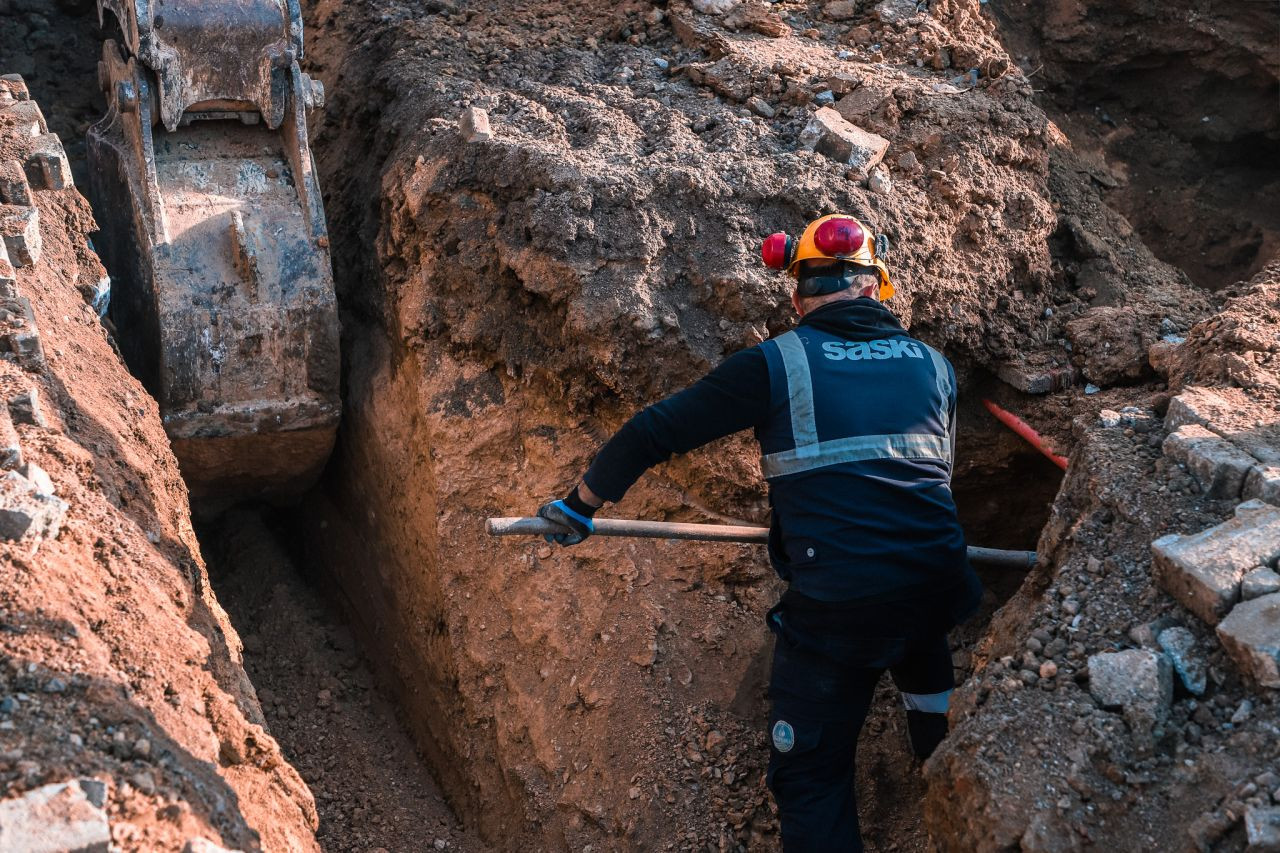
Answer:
[{"xmin": 200, "ymin": 509, "xmax": 479, "ymax": 853}]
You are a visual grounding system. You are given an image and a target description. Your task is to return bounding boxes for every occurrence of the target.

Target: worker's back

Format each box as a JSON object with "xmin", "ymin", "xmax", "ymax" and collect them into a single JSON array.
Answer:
[{"xmin": 756, "ymin": 300, "xmax": 968, "ymax": 603}]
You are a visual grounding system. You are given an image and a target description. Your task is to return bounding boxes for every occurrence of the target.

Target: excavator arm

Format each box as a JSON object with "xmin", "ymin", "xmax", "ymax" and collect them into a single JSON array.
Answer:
[{"xmin": 87, "ymin": 0, "xmax": 340, "ymax": 509}]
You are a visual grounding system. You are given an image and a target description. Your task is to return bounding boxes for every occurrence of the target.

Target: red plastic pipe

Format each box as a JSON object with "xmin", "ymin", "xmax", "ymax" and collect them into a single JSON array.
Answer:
[{"xmin": 983, "ymin": 399, "xmax": 1068, "ymax": 470}]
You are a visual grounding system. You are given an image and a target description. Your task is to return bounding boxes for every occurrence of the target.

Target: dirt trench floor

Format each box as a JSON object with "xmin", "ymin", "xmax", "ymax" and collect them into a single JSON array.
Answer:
[{"xmin": 199, "ymin": 509, "xmax": 482, "ymax": 853}]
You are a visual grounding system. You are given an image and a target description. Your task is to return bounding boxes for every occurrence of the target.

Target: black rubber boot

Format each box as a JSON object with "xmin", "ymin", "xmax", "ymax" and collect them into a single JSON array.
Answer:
[{"xmin": 906, "ymin": 709, "xmax": 948, "ymax": 759}]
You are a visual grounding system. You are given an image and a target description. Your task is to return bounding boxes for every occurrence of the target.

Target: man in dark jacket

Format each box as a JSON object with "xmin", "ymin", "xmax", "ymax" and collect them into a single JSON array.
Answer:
[{"xmin": 538, "ymin": 214, "xmax": 983, "ymax": 852}]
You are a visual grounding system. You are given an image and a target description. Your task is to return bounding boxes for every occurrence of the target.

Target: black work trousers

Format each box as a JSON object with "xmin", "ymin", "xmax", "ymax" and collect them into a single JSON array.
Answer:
[{"xmin": 764, "ymin": 576, "xmax": 982, "ymax": 853}]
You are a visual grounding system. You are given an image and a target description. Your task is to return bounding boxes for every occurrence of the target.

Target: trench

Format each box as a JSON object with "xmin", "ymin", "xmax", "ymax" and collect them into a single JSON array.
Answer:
[{"xmin": 7, "ymin": 0, "xmax": 1270, "ymax": 848}]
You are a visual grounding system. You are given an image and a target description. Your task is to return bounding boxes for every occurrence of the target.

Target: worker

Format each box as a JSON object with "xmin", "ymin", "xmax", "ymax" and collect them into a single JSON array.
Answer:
[{"xmin": 537, "ymin": 214, "xmax": 983, "ymax": 852}]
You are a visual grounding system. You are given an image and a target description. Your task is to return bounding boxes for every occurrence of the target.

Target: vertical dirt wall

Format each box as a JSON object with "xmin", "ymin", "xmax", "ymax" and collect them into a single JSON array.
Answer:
[
  {"xmin": 0, "ymin": 85, "xmax": 319, "ymax": 851},
  {"xmin": 301, "ymin": 0, "xmax": 1213, "ymax": 848}
]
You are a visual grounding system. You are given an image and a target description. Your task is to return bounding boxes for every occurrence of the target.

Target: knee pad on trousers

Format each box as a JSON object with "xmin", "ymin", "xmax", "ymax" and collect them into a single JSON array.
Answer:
[{"xmin": 906, "ymin": 709, "xmax": 948, "ymax": 759}]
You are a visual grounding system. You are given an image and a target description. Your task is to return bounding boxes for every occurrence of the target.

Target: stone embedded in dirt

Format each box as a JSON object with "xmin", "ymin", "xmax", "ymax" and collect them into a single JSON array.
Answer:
[
  {"xmin": 1245, "ymin": 466, "xmax": 1280, "ymax": 506},
  {"xmin": 746, "ymin": 96, "xmax": 774, "ymax": 118},
  {"xmin": 1065, "ymin": 306, "xmax": 1157, "ymax": 385},
  {"xmin": 1087, "ymin": 649, "xmax": 1173, "ymax": 731},
  {"xmin": 1152, "ymin": 500, "xmax": 1280, "ymax": 624},
  {"xmin": 0, "ymin": 468, "xmax": 67, "ymax": 542},
  {"xmin": 1245, "ymin": 805, "xmax": 1280, "ymax": 851},
  {"xmin": 0, "ymin": 204, "xmax": 40, "ymax": 267},
  {"xmin": 8, "ymin": 388, "xmax": 44, "ymax": 426},
  {"xmin": 822, "ymin": 0, "xmax": 858, "ymax": 21},
  {"xmin": 867, "ymin": 167, "xmax": 891, "ymax": 195},
  {"xmin": 1163, "ymin": 423, "xmax": 1257, "ymax": 500},
  {"xmin": 995, "ymin": 358, "xmax": 1077, "ymax": 394},
  {"xmin": 1243, "ymin": 567, "xmax": 1280, "ymax": 601},
  {"xmin": 798, "ymin": 107, "xmax": 888, "ymax": 178},
  {"xmin": 692, "ymin": 0, "xmax": 740, "ymax": 14},
  {"xmin": 1216, "ymin": 592, "xmax": 1280, "ymax": 688},
  {"xmin": 0, "ymin": 779, "xmax": 110, "ymax": 852},
  {"xmin": 833, "ymin": 83, "xmax": 891, "ymax": 123},
  {"xmin": 0, "ymin": 160, "xmax": 30, "ymax": 206},
  {"xmin": 457, "ymin": 107, "xmax": 492, "ymax": 143},
  {"xmin": 723, "ymin": 3, "xmax": 790, "ymax": 37},
  {"xmin": 1156, "ymin": 626, "xmax": 1206, "ymax": 695},
  {"xmin": 828, "ymin": 72, "xmax": 859, "ymax": 95},
  {"xmin": 873, "ymin": 0, "xmax": 918, "ymax": 25}
]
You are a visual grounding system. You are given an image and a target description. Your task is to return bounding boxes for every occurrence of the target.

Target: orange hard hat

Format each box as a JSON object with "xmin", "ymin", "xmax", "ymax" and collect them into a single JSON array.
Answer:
[{"xmin": 760, "ymin": 214, "xmax": 895, "ymax": 300}]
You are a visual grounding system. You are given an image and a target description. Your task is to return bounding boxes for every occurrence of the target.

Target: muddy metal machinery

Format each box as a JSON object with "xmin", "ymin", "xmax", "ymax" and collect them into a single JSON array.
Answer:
[{"xmin": 87, "ymin": 0, "xmax": 340, "ymax": 507}]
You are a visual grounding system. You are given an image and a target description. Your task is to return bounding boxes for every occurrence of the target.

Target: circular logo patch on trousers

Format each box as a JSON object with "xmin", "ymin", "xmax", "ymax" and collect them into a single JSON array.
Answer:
[{"xmin": 771, "ymin": 720, "xmax": 796, "ymax": 753}]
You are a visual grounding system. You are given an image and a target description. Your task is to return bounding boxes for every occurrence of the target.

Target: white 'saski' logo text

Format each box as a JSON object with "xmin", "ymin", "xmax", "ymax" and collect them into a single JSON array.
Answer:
[{"xmin": 822, "ymin": 339, "xmax": 924, "ymax": 361}]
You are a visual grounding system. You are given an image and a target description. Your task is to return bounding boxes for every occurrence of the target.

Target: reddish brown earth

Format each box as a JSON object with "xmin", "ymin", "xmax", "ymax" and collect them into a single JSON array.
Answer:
[{"xmin": 0, "ymin": 118, "xmax": 319, "ymax": 851}]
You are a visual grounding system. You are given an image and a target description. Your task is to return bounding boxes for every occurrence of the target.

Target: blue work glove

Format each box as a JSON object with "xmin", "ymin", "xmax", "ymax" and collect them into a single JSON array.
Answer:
[{"xmin": 537, "ymin": 488, "xmax": 598, "ymax": 546}]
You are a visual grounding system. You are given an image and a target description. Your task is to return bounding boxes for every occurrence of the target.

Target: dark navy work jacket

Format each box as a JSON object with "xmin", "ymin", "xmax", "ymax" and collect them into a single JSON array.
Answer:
[{"xmin": 583, "ymin": 298, "xmax": 974, "ymax": 604}]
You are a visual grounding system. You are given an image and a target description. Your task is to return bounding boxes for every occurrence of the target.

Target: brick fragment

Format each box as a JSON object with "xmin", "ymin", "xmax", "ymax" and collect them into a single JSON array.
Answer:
[
  {"xmin": 1163, "ymin": 423, "xmax": 1257, "ymax": 499},
  {"xmin": 1152, "ymin": 500, "xmax": 1280, "ymax": 624},
  {"xmin": 0, "ymin": 99, "xmax": 46, "ymax": 138},
  {"xmin": 1164, "ymin": 387, "xmax": 1235, "ymax": 432},
  {"xmin": 0, "ymin": 469, "xmax": 66, "ymax": 542},
  {"xmin": 1217, "ymin": 593, "xmax": 1280, "ymax": 688}
]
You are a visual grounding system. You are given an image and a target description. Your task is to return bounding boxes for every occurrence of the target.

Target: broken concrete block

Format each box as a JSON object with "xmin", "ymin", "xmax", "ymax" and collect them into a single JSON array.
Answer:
[
  {"xmin": 1243, "ymin": 567, "xmax": 1280, "ymax": 601},
  {"xmin": 0, "ymin": 99, "xmax": 45, "ymax": 139},
  {"xmin": 1246, "ymin": 805, "xmax": 1280, "ymax": 852},
  {"xmin": 1164, "ymin": 386, "xmax": 1235, "ymax": 432},
  {"xmin": 1087, "ymin": 649, "xmax": 1172, "ymax": 730},
  {"xmin": 0, "ymin": 160, "xmax": 31, "ymax": 205},
  {"xmin": 1217, "ymin": 592, "xmax": 1280, "ymax": 688},
  {"xmin": 1245, "ymin": 466, "xmax": 1280, "ymax": 506},
  {"xmin": 458, "ymin": 106, "xmax": 492, "ymax": 143},
  {"xmin": 2, "ymin": 298, "xmax": 45, "ymax": 370},
  {"xmin": 0, "ymin": 469, "xmax": 67, "ymax": 542},
  {"xmin": 0, "ymin": 204, "xmax": 40, "ymax": 267},
  {"xmin": 0, "ymin": 779, "xmax": 111, "ymax": 853},
  {"xmin": 1157, "ymin": 626, "xmax": 1206, "ymax": 695},
  {"xmin": 798, "ymin": 108, "xmax": 888, "ymax": 178},
  {"xmin": 1152, "ymin": 500, "xmax": 1280, "ymax": 624},
  {"xmin": 24, "ymin": 133, "xmax": 71, "ymax": 191},
  {"xmin": 1163, "ymin": 423, "xmax": 1256, "ymax": 499}
]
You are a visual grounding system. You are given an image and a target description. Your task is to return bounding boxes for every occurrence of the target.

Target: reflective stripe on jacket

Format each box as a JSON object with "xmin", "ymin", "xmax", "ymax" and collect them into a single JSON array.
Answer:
[{"xmin": 756, "ymin": 325, "xmax": 969, "ymax": 602}]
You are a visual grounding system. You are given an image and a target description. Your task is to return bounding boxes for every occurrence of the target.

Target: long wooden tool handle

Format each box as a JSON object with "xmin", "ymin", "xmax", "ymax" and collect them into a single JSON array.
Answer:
[{"xmin": 485, "ymin": 517, "xmax": 1037, "ymax": 569}]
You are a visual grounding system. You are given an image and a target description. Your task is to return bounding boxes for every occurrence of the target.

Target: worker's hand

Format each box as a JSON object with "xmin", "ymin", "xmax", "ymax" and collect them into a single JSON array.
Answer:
[{"xmin": 537, "ymin": 487, "xmax": 598, "ymax": 546}]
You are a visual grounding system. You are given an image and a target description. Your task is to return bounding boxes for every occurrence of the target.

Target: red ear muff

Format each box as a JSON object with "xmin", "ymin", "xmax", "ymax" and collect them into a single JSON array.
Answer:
[{"xmin": 762, "ymin": 233, "xmax": 790, "ymax": 270}]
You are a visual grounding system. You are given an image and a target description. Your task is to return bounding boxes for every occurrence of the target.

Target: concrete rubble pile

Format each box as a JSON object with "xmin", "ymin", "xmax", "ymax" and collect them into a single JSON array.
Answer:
[{"xmin": 927, "ymin": 265, "xmax": 1280, "ymax": 850}]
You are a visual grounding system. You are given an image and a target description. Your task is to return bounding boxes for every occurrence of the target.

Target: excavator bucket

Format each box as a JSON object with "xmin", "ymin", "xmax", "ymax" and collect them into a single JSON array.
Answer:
[{"xmin": 86, "ymin": 0, "xmax": 340, "ymax": 509}]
